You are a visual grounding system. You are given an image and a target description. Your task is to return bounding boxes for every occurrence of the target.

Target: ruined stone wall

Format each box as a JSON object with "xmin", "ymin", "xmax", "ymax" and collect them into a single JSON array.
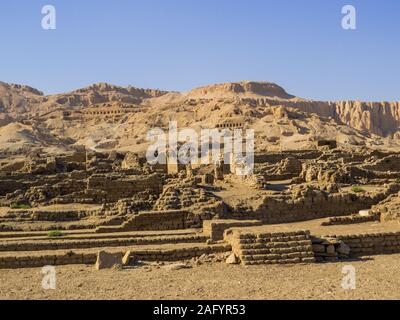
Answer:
[
  {"xmin": 86, "ymin": 173, "xmax": 162, "ymax": 202},
  {"xmin": 361, "ymin": 155, "xmax": 400, "ymax": 172},
  {"xmin": 95, "ymin": 210, "xmax": 188, "ymax": 233},
  {"xmin": 0, "ymin": 172, "xmax": 87, "ymax": 197},
  {"xmin": 254, "ymin": 151, "xmax": 322, "ymax": 164},
  {"xmin": 1, "ymin": 209, "xmax": 95, "ymax": 222},
  {"xmin": 336, "ymin": 232, "xmax": 400, "ymax": 256},
  {"xmin": 228, "ymin": 184, "xmax": 400, "ymax": 224},
  {"xmin": 0, "ymin": 180, "xmax": 25, "ymax": 196},
  {"xmin": 0, "ymin": 243, "xmax": 231, "ymax": 269},
  {"xmin": 64, "ymin": 152, "xmax": 87, "ymax": 163},
  {"xmin": 254, "ymin": 193, "xmax": 381, "ymax": 224},
  {"xmin": 311, "ymin": 232, "xmax": 400, "ymax": 260},
  {"xmin": 0, "ymin": 233, "xmax": 208, "ymax": 252},
  {"xmin": 203, "ymin": 219, "xmax": 262, "ymax": 242},
  {"xmin": 321, "ymin": 213, "xmax": 380, "ymax": 226}
]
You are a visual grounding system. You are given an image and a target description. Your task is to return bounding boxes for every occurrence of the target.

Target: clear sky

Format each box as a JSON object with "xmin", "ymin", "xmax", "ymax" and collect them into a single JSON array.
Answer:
[{"xmin": 0, "ymin": 0, "xmax": 399, "ymax": 101}]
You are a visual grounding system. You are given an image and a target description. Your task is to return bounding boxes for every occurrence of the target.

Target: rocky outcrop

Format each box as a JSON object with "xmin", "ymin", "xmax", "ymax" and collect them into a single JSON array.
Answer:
[
  {"xmin": 292, "ymin": 100, "xmax": 400, "ymax": 137},
  {"xmin": 187, "ymin": 81, "xmax": 295, "ymax": 99}
]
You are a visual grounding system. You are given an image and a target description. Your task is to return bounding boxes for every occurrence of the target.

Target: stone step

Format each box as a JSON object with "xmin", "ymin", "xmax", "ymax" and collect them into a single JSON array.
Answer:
[
  {"xmin": 226, "ymin": 228, "xmax": 316, "ymax": 265},
  {"xmin": 0, "ymin": 233, "xmax": 209, "ymax": 252},
  {"xmin": 0, "ymin": 228, "xmax": 200, "ymax": 240},
  {"xmin": 0, "ymin": 242, "xmax": 232, "ymax": 269},
  {"xmin": 241, "ymin": 245, "xmax": 313, "ymax": 255}
]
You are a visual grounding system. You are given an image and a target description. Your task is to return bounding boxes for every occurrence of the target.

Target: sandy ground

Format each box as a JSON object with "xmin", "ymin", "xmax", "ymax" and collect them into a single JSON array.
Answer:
[
  {"xmin": 230, "ymin": 220, "xmax": 400, "ymax": 237},
  {"xmin": 1, "ymin": 254, "xmax": 400, "ymax": 300}
]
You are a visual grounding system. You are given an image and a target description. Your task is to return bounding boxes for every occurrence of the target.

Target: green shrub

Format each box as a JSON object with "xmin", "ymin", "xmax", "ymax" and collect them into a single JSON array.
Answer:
[
  {"xmin": 351, "ymin": 186, "xmax": 366, "ymax": 193},
  {"xmin": 10, "ymin": 203, "xmax": 31, "ymax": 210},
  {"xmin": 47, "ymin": 231, "xmax": 64, "ymax": 238}
]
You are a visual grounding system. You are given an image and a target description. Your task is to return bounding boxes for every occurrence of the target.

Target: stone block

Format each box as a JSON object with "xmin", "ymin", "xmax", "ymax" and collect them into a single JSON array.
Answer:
[{"xmin": 95, "ymin": 251, "xmax": 123, "ymax": 270}]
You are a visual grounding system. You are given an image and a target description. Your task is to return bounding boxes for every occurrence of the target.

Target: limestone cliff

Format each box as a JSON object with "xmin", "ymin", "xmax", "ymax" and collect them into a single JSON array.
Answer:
[{"xmin": 281, "ymin": 100, "xmax": 400, "ymax": 137}]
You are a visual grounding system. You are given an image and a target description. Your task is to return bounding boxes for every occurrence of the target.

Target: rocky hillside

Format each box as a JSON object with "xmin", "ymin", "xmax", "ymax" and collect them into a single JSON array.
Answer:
[
  {"xmin": 0, "ymin": 80, "xmax": 399, "ymax": 154},
  {"xmin": 292, "ymin": 101, "xmax": 400, "ymax": 137}
]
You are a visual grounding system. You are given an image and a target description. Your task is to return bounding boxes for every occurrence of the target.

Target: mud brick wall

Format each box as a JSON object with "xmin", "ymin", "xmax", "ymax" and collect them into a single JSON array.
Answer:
[
  {"xmin": 52, "ymin": 179, "xmax": 87, "ymax": 196},
  {"xmin": 311, "ymin": 237, "xmax": 350, "ymax": 262},
  {"xmin": 0, "ymin": 173, "xmax": 86, "ymax": 197},
  {"xmin": 0, "ymin": 161, "xmax": 25, "ymax": 173},
  {"xmin": 0, "ymin": 234, "xmax": 208, "ymax": 252},
  {"xmin": 264, "ymin": 173, "xmax": 297, "ymax": 181},
  {"xmin": 2, "ymin": 209, "xmax": 92, "ymax": 222},
  {"xmin": 226, "ymin": 229, "xmax": 315, "ymax": 265},
  {"xmin": 361, "ymin": 156, "xmax": 400, "ymax": 172},
  {"xmin": 0, "ymin": 252, "xmax": 97, "ymax": 269},
  {"xmin": 254, "ymin": 151, "xmax": 321, "ymax": 164},
  {"xmin": 128, "ymin": 243, "xmax": 231, "ymax": 262},
  {"xmin": 230, "ymin": 186, "xmax": 399, "ymax": 224},
  {"xmin": 30, "ymin": 210, "xmax": 92, "ymax": 221},
  {"xmin": 0, "ymin": 180, "xmax": 25, "ymax": 196},
  {"xmin": 321, "ymin": 213, "xmax": 380, "ymax": 226},
  {"xmin": 335, "ymin": 232, "xmax": 400, "ymax": 256},
  {"xmin": 87, "ymin": 174, "xmax": 162, "ymax": 202},
  {"xmin": 96, "ymin": 210, "xmax": 189, "ymax": 233},
  {"xmin": 203, "ymin": 219, "xmax": 262, "ymax": 242},
  {"xmin": 0, "ymin": 243, "xmax": 232, "ymax": 269},
  {"xmin": 64, "ymin": 152, "xmax": 87, "ymax": 163}
]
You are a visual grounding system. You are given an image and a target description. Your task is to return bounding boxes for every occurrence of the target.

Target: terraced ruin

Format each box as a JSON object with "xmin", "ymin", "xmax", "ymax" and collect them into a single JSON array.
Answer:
[
  {"xmin": 1, "ymin": 81, "xmax": 400, "ymax": 299},
  {"xmin": 1, "ymin": 142, "xmax": 400, "ymax": 271}
]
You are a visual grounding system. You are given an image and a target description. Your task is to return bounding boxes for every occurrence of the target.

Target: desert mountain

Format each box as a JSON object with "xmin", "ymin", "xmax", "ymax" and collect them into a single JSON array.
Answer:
[
  {"xmin": 0, "ymin": 80, "xmax": 399, "ymax": 155},
  {"xmin": 185, "ymin": 81, "xmax": 296, "ymax": 100}
]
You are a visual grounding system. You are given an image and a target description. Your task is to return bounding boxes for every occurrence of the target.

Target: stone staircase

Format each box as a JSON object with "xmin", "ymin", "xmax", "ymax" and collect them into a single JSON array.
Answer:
[
  {"xmin": 95, "ymin": 210, "xmax": 188, "ymax": 233},
  {"xmin": 0, "ymin": 228, "xmax": 232, "ymax": 269},
  {"xmin": 227, "ymin": 229, "xmax": 315, "ymax": 265},
  {"xmin": 0, "ymin": 233, "xmax": 208, "ymax": 252}
]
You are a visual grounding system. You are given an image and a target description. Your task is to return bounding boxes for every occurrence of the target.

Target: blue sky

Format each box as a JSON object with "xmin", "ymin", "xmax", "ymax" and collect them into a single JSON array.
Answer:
[{"xmin": 0, "ymin": 0, "xmax": 399, "ymax": 101}]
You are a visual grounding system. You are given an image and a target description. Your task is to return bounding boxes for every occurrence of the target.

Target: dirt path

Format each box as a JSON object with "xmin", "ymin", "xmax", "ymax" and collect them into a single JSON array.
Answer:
[{"xmin": 1, "ymin": 254, "xmax": 399, "ymax": 300}]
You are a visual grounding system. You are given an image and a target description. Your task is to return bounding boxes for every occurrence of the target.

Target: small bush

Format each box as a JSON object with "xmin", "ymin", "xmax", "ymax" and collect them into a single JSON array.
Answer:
[
  {"xmin": 351, "ymin": 186, "xmax": 366, "ymax": 193},
  {"xmin": 47, "ymin": 231, "xmax": 64, "ymax": 238},
  {"xmin": 10, "ymin": 203, "xmax": 31, "ymax": 210}
]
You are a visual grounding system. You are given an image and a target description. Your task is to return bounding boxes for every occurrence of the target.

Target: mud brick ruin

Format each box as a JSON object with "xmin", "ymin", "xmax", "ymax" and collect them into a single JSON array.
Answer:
[
  {"xmin": 2, "ymin": 81, "xmax": 400, "ymax": 271},
  {"xmin": 1, "ymin": 141, "xmax": 400, "ymax": 270}
]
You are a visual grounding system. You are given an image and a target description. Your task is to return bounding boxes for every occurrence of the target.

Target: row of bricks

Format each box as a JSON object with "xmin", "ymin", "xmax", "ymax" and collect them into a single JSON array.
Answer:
[
  {"xmin": 239, "ymin": 241, "xmax": 312, "ymax": 250},
  {"xmin": 241, "ymin": 246, "xmax": 314, "ymax": 255},
  {"xmin": 237, "ymin": 231, "xmax": 310, "ymax": 239},
  {"xmin": 241, "ymin": 251, "xmax": 315, "ymax": 261},
  {"xmin": 0, "ymin": 236, "xmax": 208, "ymax": 252},
  {"xmin": 238, "ymin": 235, "xmax": 309, "ymax": 244},
  {"xmin": 242, "ymin": 257, "xmax": 316, "ymax": 265},
  {"xmin": 0, "ymin": 245, "xmax": 231, "ymax": 269}
]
